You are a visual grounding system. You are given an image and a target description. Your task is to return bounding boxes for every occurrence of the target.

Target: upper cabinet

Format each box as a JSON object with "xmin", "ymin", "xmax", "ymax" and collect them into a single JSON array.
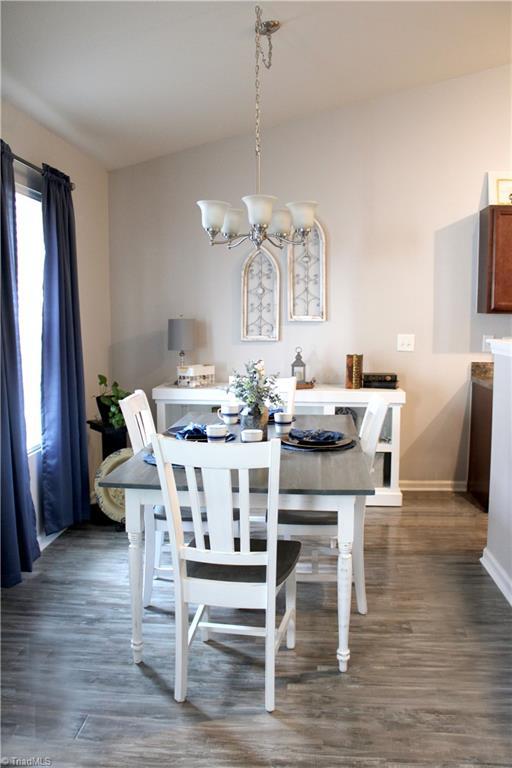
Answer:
[{"xmin": 478, "ymin": 205, "xmax": 512, "ymax": 313}]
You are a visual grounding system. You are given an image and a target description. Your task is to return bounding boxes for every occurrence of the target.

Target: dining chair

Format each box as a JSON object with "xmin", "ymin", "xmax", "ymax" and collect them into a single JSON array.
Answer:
[
  {"xmin": 276, "ymin": 376, "xmax": 297, "ymax": 415},
  {"xmin": 277, "ymin": 394, "xmax": 388, "ymax": 615},
  {"xmin": 120, "ymin": 389, "xmax": 193, "ymax": 607},
  {"xmin": 151, "ymin": 435, "xmax": 300, "ymax": 712}
]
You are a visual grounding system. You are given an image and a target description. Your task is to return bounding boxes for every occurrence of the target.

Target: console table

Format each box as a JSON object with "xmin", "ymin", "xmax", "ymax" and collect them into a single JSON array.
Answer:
[{"xmin": 152, "ymin": 383, "xmax": 406, "ymax": 506}]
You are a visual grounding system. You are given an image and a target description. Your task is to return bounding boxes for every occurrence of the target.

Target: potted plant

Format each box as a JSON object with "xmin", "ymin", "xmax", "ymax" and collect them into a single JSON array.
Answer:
[
  {"xmin": 229, "ymin": 360, "xmax": 282, "ymax": 439},
  {"xmin": 96, "ymin": 374, "xmax": 131, "ymax": 429}
]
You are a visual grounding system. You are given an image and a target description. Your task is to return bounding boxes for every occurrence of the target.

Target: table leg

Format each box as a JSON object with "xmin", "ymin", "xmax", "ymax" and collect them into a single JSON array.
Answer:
[
  {"xmin": 156, "ymin": 401, "xmax": 167, "ymax": 433},
  {"xmin": 337, "ymin": 496, "xmax": 355, "ymax": 672},
  {"xmin": 126, "ymin": 490, "xmax": 144, "ymax": 664}
]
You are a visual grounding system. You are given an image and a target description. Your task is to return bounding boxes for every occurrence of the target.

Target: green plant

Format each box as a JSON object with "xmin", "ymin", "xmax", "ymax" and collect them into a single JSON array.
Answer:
[
  {"xmin": 97, "ymin": 374, "xmax": 131, "ymax": 429},
  {"xmin": 229, "ymin": 360, "xmax": 282, "ymax": 414}
]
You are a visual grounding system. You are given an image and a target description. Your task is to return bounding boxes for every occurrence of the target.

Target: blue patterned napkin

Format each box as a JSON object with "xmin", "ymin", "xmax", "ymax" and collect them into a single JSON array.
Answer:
[{"xmin": 289, "ymin": 428, "xmax": 343, "ymax": 444}]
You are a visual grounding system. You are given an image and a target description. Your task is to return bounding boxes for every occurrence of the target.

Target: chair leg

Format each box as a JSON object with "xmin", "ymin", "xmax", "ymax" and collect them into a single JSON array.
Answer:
[
  {"xmin": 264, "ymin": 602, "xmax": 276, "ymax": 712},
  {"xmin": 174, "ymin": 598, "xmax": 189, "ymax": 703},
  {"xmin": 143, "ymin": 507, "xmax": 156, "ymax": 608},
  {"xmin": 154, "ymin": 529, "xmax": 165, "ymax": 572},
  {"xmin": 200, "ymin": 606, "xmax": 210, "ymax": 642},
  {"xmin": 353, "ymin": 499, "xmax": 367, "ymax": 615},
  {"xmin": 286, "ymin": 571, "xmax": 296, "ymax": 649}
]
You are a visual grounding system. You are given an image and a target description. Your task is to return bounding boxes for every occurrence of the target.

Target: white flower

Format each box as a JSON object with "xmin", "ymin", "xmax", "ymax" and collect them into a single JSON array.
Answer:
[{"xmin": 255, "ymin": 360, "xmax": 265, "ymax": 377}]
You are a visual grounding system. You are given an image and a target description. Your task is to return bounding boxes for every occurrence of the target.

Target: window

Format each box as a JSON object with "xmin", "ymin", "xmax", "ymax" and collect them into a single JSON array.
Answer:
[{"xmin": 15, "ymin": 178, "xmax": 45, "ymax": 452}]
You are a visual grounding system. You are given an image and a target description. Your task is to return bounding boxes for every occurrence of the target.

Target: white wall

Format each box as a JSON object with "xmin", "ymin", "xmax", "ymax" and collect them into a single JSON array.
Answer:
[
  {"xmin": 1, "ymin": 100, "xmax": 111, "ymax": 495},
  {"xmin": 109, "ymin": 65, "xmax": 511, "ymax": 484}
]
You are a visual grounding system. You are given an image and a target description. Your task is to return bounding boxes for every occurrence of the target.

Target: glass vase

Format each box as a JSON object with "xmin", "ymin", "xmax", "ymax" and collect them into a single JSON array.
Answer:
[{"xmin": 240, "ymin": 405, "xmax": 269, "ymax": 440}]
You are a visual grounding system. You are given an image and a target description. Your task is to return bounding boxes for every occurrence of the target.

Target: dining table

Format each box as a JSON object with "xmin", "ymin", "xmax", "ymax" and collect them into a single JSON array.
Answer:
[{"xmin": 98, "ymin": 412, "xmax": 375, "ymax": 672}]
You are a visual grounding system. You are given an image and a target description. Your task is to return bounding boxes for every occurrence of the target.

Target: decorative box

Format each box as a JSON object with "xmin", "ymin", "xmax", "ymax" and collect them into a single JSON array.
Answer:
[{"xmin": 177, "ymin": 364, "xmax": 215, "ymax": 388}]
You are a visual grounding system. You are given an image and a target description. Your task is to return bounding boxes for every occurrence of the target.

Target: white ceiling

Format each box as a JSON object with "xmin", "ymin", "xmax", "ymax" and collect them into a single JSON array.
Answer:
[{"xmin": 2, "ymin": 1, "xmax": 510, "ymax": 170}]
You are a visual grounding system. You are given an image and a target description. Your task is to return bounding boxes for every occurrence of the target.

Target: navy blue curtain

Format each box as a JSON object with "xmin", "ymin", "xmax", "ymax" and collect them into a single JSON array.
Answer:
[
  {"xmin": 1, "ymin": 139, "xmax": 41, "ymax": 587},
  {"xmin": 41, "ymin": 164, "xmax": 90, "ymax": 534}
]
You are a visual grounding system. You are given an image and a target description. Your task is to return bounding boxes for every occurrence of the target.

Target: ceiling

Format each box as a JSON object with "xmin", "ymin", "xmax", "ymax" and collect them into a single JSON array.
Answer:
[{"xmin": 2, "ymin": 1, "xmax": 510, "ymax": 170}]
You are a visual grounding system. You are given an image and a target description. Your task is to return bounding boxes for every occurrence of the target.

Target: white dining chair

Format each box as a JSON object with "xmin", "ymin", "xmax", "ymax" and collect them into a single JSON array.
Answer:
[
  {"xmin": 276, "ymin": 376, "xmax": 297, "ymax": 415},
  {"xmin": 120, "ymin": 389, "xmax": 194, "ymax": 607},
  {"xmin": 151, "ymin": 434, "xmax": 300, "ymax": 712},
  {"xmin": 277, "ymin": 394, "xmax": 388, "ymax": 615}
]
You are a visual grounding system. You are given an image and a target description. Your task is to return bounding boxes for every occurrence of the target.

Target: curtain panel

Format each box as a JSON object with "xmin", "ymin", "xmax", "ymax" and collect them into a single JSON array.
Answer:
[
  {"xmin": 1, "ymin": 139, "xmax": 41, "ymax": 587},
  {"xmin": 41, "ymin": 164, "xmax": 90, "ymax": 534}
]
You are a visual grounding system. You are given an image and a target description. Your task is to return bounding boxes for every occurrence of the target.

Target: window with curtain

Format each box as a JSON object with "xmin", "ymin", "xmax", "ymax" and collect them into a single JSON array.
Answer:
[{"xmin": 15, "ymin": 186, "xmax": 45, "ymax": 452}]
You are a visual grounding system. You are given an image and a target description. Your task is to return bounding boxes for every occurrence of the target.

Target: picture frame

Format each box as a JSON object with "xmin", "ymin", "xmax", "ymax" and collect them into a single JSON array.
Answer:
[
  {"xmin": 241, "ymin": 245, "xmax": 280, "ymax": 341},
  {"xmin": 487, "ymin": 171, "xmax": 512, "ymax": 205},
  {"xmin": 287, "ymin": 219, "xmax": 327, "ymax": 321}
]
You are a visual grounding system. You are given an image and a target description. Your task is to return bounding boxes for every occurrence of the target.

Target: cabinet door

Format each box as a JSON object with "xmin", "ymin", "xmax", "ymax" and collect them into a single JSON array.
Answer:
[{"xmin": 492, "ymin": 207, "xmax": 512, "ymax": 312}]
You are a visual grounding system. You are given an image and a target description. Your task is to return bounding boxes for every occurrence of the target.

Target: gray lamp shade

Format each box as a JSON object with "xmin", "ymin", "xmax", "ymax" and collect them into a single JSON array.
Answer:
[{"xmin": 168, "ymin": 318, "xmax": 195, "ymax": 351}]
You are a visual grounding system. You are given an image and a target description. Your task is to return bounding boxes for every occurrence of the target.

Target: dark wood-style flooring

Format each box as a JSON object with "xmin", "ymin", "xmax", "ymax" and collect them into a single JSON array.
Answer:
[{"xmin": 2, "ymin": 493, "xmax": 511, "ymax": 768}]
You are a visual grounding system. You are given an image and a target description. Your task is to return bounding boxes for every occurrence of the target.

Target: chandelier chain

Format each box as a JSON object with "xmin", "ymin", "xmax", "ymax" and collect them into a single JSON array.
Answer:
[{"xmin": 255, "ymin": 5, "xmax": 273, "ymax": 194}]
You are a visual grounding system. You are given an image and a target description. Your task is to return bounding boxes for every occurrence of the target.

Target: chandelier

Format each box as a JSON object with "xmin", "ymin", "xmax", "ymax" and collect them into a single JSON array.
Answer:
[{"xmin": 197, "ymin": 5, "xmax": 318, "ymax": 250}]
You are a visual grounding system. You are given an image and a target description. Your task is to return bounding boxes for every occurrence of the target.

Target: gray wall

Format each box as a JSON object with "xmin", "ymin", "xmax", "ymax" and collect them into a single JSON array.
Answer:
[{"xmin": 109, "ymin": 65, "xmax": 512, "ymax": 484}]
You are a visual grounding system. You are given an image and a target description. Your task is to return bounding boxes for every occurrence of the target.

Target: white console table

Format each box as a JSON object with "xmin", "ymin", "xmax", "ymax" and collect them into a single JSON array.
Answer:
[{"xmin": 152, "ymin": 383, "xmax": 406, "ymax": 506}]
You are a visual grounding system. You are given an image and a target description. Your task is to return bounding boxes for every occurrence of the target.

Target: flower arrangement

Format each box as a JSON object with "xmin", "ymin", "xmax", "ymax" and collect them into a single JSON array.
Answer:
[{"xmin": 229, "ymin": 360, "xmax": 282, "ymax": 415}]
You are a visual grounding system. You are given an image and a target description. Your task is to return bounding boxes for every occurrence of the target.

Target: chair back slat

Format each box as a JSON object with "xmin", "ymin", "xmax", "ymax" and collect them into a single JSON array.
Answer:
[
  {"xmin": 184, "ymin": 465, "xmax": 205, "ymax": 549},
  {"xmin": 120, "ymin": 389, "xmax": 156, "ymax": 452},
  {"xmin": 238, "ymin": 469, "xmax": 251, "ymax": 553},
  {"xmin": 201, "ymin": 467, "xmax": 235, "ymax": 552},
  {"xmin": 359, "ymin": 395, "xmax": 387, "ymax": 470}
]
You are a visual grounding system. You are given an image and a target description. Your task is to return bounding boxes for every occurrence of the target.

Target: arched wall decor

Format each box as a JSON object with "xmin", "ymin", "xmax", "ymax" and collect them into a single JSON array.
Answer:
[
  {"xmin": 241, "ymin": 245, "xmax": 280, "ymax": 341},
  {"xmin": 287, "ymin": 219, "xmax": 327, "ymax": 321}
]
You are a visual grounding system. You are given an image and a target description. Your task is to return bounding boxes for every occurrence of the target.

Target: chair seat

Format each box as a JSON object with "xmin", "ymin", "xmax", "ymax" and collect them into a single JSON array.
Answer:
[
  {"xmin": 187, "ymin": 537, "xmax": 301, "ymax": 585},
  {"xmin": 153, "ymin": 507, "xmax": 239, "ymax": 522},
  {"xmin": 278, "ymin": 509, "xmax": 337, "ymax": 526}
]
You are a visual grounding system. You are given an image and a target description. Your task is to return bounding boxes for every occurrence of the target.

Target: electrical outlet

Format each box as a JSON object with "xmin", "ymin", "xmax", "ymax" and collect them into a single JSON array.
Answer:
[
  {"xmin": 397, "ymin": 334, "xmax": 415, "ymax": 352},
  {"xmin": 482, "ymin": 334, "xmax": 494, "ymax": 352}
]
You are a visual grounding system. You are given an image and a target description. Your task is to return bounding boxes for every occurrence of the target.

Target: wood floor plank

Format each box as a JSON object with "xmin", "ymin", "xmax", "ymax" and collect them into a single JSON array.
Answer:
[{"xmin": 1, "ymin": 493, "xmax": 511, "ymax": 767}]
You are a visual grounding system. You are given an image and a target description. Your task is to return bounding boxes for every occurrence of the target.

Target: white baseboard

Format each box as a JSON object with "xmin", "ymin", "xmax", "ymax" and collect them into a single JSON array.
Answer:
[
  {"xmin": 480, "ymin": 548, "xmax": 512, "ymax": 606},
  {"xmin": 37, "ymin": 529, "xmax": 64, "ymax": 552},
  {"xmin": 400, "ymin": 480, "xmax": 467, "ymax": 492}
]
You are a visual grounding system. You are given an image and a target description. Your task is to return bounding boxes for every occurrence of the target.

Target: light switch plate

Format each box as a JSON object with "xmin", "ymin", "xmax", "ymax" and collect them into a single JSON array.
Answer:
[{"xmin": 397, "ymin": 333, "xmax": 415, "ymax": 352}]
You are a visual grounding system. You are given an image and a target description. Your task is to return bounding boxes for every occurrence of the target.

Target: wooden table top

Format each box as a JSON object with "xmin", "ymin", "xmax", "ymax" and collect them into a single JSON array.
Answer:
[{"xmin": 98, "ymin": 413, "xmax": 375, "ymax": 496}]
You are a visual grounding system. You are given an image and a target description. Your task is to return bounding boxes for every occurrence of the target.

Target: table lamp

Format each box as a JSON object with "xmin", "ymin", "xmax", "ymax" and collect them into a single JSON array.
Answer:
[{"xmin": 168, "ymin": 318, "xmax": 195, "ymax": 368}]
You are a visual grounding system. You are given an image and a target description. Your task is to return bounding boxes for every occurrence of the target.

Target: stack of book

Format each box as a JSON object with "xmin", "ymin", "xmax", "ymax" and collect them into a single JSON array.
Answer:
[{"xmin": 362, "ymin": 373, "xmax": 398, "ymax": 389}]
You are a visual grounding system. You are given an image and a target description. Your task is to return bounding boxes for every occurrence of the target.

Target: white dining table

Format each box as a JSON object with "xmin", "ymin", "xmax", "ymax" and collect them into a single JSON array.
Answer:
[{"xmin": 98, "ymin": 413, "xmax": 375, "ymax": 671}]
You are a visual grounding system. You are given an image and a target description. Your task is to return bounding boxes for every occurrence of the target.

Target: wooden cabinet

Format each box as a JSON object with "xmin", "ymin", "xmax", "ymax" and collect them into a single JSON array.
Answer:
[
  {"xmin": 467, "ymin": 379, "xmax": 493, "ymax": 510},
  {"xmin": 478, "ymin": 205, "xmax": 512, "ymax": 313}
]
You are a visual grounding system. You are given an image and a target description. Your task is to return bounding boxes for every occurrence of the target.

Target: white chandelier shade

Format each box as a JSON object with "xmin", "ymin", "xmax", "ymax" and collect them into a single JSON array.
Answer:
[
  {"xmin": 197, "ymin": 200, "xmax": 230, "ymax": 231},
  {"xmin": 242, "ymin": 194, "xmax": 277, "ymax": 226}
]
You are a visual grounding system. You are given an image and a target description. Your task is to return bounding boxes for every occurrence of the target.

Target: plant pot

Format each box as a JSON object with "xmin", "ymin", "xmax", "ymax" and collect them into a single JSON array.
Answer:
[
  {"xmin": 96, "ymin": 396, "xmax": 111, "ymax": 427},
  {"xmin": 240, "ymin": 405, "xmax": 269, "ymax": 440}
]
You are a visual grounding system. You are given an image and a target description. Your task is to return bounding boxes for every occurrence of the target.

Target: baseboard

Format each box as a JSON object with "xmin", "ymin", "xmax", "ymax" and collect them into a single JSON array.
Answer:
[
  {"xmin": 37, "ymin": 529, "xmax": 64, "ymax": 552},
  {"xmin": 481, "ymin": 548, "xmax": 512, "ymax": 606},
  {"xmin": 400, "ymin": 480, "xmax": 467, "ymax": 492}
]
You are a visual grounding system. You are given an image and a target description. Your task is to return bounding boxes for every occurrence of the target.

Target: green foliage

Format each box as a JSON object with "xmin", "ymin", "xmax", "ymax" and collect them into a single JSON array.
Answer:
[
  {"xmin": 97, "ymin": 374, "xmax": 131, "ymax": 429},
  {"xmin": 229, "ymin": 360, "xmax": 282, "ymax": 415}
]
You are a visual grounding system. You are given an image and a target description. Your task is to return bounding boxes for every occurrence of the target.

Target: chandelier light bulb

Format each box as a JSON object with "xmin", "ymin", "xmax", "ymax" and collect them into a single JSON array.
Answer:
[
  {"xmin": 242, "ymin": 194, "xmax": 277, "ymax": 227},
  {"xmin": 269, "ymin": 208, "xmax": 292, "ymax": 237},
  {"xmin": 222, "ymin": 208, "xmax": 244, "ymax": 238},
  {"xmin": 197, "ymin": 200, "xmax": 230, "ymax": 232},
  {"xmin": 286, "ymin": 201, "xmax": 318, "ymax": 231}
]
